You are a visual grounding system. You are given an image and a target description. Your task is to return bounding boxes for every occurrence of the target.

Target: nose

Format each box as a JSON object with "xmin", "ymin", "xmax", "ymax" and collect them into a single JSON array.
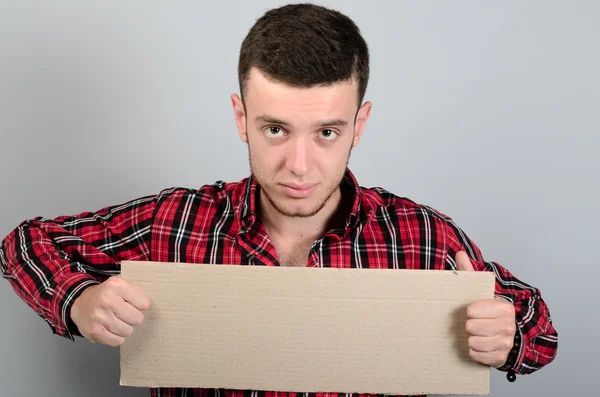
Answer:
[{"xmin": 286, "ymin": 135, "xmax": 311, "ymax": 177}]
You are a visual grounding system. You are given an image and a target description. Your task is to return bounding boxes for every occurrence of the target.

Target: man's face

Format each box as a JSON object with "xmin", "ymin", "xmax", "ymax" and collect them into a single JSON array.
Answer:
[{"xmin": 231, "ymin": 68, "xmax": 371, "ymax": 218}]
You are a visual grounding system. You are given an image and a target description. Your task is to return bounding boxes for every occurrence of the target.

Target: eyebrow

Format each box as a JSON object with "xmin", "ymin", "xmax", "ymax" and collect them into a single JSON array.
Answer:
[
  {"xmin": 255, "ymin": 115, "xmax": 348, "ymax": 128},
  {"xmin": 255, "ymin": 115, "xmax": 290, "ymax": 126}
]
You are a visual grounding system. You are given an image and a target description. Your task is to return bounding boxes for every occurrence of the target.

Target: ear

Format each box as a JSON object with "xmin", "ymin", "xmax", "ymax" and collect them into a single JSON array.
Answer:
[
  {"xmin": 352, "ymin": 101, "xmax": 372, "ymax": 147},
  {"xmin": 230, "ymin": 93, "xmax": 247, "ymax": 143}
]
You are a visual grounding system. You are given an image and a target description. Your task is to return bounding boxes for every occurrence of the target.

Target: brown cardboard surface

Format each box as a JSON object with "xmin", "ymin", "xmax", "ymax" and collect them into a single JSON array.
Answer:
[{"xmin": 119, "ymin": 261, "xmax": 495, "ymax": 395}]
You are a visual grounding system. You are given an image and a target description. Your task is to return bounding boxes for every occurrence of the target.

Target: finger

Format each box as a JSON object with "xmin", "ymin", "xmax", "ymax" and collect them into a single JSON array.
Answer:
[
  {"xmin": 113, "ymin": 278, "xmax": 151, "ymax": 311},
  {"xmin": 467, "ymin": 299, "xmax": 515, "ymax": 319},
  {"xmin": 113, "ymin": 300, "xmax": 145, "ymax": 327},
  {"xmin": 103, "ymin": 313, "xmax": 135, "ymax": 337},
  {"xmin": 466, "ymin": 318, "xmax": 500, "ymax": 337},
  {"xmin": 455, "ymin": 251, "xmax": 475, "ymax": 271},
  {"xmin": 469, "ymin": 335, "xmax": 512, "ymax": 353},
  {"xmin": 468, "ymin": 349, "xmax": 506, "ymax": 368},
  {"xmin": 91, "ymin": 326, "xmax": 126, "ymax": 347}
]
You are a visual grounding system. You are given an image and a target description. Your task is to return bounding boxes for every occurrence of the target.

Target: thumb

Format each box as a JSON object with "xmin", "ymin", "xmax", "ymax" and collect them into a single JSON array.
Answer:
[{"xmin": 455, "ymin": 250, "xmax": 475, "ymax": 271}]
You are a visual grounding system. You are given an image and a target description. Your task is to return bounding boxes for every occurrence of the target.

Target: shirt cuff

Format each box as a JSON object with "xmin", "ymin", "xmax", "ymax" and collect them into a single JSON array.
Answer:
[
  {"xmin": 50, "ymin": 272, "xmax": 101, "ymax": 340},
  {"xmin": 497, "ymin": 322, "xmax": 523, "ymax": 382}
]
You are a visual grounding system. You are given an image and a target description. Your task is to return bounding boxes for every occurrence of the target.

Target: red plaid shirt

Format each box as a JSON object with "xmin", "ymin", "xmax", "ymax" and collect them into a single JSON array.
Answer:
[{"xmin": 0, "ymin": 168, "xmax": 557, "ymax": 397}]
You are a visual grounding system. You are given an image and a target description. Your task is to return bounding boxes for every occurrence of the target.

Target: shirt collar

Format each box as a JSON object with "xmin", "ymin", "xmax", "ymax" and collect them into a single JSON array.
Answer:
[{"xmin": 239, "ymin": 167, "xmax": 362, "ymax": 233}]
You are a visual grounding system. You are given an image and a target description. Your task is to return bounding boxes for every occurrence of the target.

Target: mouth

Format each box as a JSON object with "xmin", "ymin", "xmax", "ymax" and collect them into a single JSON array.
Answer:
[{"xmin": 280, "ymin": 183, "xmax": 317, "ymax": 199}]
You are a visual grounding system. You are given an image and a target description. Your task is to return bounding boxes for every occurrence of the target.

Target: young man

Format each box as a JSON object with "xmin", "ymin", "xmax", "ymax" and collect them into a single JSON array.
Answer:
[{"xmin": 0, "ymin": 3, "xmax": 557, "ymax": 397}]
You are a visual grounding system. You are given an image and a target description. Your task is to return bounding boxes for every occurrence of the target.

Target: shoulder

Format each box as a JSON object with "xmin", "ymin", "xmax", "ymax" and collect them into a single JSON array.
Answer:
[
  {"xmin": 359, "ymin": 185, "xmax": 453, "ymax": 224},
  {"xmin": 359, "ymin": 184, "xmax": 483, "ymax": 260},
  {"xmin": 154, "ymin": 178, "xmax": 248, "ymax": 216},
  {"xmin": 358, "ymin": 185, "xmax": 463, "ymax": 245}
]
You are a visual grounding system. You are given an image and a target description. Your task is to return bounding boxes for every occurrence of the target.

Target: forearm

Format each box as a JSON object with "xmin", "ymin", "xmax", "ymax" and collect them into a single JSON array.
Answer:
[
  {"xmin": 0, "ymin": 192, "xmax": 160, "ymax": 339},
  {"xmin": 1, "ymin": 221, "xmax": 102, "ymax": 339}
]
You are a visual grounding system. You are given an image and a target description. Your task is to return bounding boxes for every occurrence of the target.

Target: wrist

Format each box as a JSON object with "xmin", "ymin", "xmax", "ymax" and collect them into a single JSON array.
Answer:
[
  {"xmin": 51, "ymin": 274, "xmax": 100, "ymax": 339},
  {"xmin": 71, "ymin": 283, "xmax": 99, "ymax": 323},
  {"xmin": 497, "ymin": 323, "xmax": 523, "ymax": 382}
]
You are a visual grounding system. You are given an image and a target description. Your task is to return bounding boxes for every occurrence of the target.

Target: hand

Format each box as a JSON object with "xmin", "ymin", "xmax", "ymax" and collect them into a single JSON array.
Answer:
[
  {"xmin": 456, "ymin": 251, "xmax": 517, "ymax": 368},
  {"xmin": 71, "ymin": 276, "xmax": 150, "ymax": 347}
]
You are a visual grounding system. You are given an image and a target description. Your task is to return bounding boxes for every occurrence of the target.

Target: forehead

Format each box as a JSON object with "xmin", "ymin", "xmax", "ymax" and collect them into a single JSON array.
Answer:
[{"xmin": 244, "ymin": 68, "xmax": 358, "ymax": 117}]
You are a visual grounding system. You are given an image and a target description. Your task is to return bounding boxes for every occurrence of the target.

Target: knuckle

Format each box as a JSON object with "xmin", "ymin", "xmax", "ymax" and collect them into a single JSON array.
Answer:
[
  {"xmin": 504, "ymin": 324, "xmax": 516, "ymax": 335},
  {"xmin": 107, "ymin": 276, "xmax": 123, "ymax": 287},
  {"xmin": 503, "ymin": 304, "xmax": 515, "ymax": 317},
  {"xmin": 98, "ymin": 295, "xmax": 112, "ymax": 309},
  {"xmin": 90, "ymin": 311, "xmax": 102, "ymax": 324}
]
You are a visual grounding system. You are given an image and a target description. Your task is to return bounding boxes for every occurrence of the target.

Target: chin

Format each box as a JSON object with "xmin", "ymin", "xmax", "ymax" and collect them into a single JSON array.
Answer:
[{"xmin": 271, "ymin": 196, "xmax": 326, "ymax": 218}]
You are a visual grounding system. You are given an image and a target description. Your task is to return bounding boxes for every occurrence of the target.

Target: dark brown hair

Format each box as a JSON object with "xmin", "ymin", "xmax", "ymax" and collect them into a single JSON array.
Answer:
[{"xmin": 238, "ymin": 3, "xmax": 370, "ymax": 107}]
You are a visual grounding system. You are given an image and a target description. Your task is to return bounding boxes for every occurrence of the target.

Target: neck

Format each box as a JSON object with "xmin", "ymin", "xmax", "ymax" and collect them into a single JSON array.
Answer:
[{"xmin": 258, "ymin": 187, "xmax": 344, "ymax": 242}]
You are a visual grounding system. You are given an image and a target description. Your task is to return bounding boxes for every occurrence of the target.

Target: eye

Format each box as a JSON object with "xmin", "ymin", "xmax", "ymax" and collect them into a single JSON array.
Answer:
[
  {"xmin": 264, "ymin": 126, "xmax": 285, "ymax": 138},
  {"xmin": 319, "ymin": 129, "xmax": 338, "ymax": 141}
]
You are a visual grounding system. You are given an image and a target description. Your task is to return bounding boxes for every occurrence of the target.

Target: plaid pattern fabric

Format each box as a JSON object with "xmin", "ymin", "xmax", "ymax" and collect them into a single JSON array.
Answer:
[{"xmin": 0, "ymin": 168, "xmax": 557, "ymax": 397}]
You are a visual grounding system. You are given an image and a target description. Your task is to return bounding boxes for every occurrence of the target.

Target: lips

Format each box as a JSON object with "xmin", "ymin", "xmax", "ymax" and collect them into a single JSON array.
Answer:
[{"xmin": 281, "ymin": 183, "xmax": 317, "ymax": 198}]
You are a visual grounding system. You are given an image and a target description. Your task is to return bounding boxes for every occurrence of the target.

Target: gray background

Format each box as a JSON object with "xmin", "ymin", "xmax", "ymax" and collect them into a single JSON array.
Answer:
[{"xmin": 0, "ymin": 1, "xmax": 597, "ymax": 396}]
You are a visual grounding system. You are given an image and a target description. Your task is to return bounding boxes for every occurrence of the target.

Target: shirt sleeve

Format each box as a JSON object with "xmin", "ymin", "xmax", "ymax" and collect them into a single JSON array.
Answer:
[
  {"xmin": 441, "ymin": 215, "xmax": 558, "ymax": 378},
  {"xmin": 0, "ymin": 192, "xmax": 165, "ymax": 340}
]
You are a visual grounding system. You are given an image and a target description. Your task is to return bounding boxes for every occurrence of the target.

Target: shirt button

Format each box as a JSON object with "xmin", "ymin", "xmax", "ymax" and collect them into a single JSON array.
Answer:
[{"xmin": 507, "ymin": 371, "xmax": 517, "ymax": 382}]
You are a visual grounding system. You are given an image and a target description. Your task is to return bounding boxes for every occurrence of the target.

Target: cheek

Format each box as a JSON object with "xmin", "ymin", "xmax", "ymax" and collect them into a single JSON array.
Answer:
[
  {"xmin": 249, "ymin": 140, "xmax": 284, "ymax": 171},
  {"xmin": 319, "ymin": 141, "xmax": 351, "ymax": 166}
]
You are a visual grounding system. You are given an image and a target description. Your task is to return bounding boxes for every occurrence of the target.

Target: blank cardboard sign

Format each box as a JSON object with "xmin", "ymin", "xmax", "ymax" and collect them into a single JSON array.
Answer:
[{"xmin": 119, "ymin": 261, "xmax": 495, "ymax": 395}]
